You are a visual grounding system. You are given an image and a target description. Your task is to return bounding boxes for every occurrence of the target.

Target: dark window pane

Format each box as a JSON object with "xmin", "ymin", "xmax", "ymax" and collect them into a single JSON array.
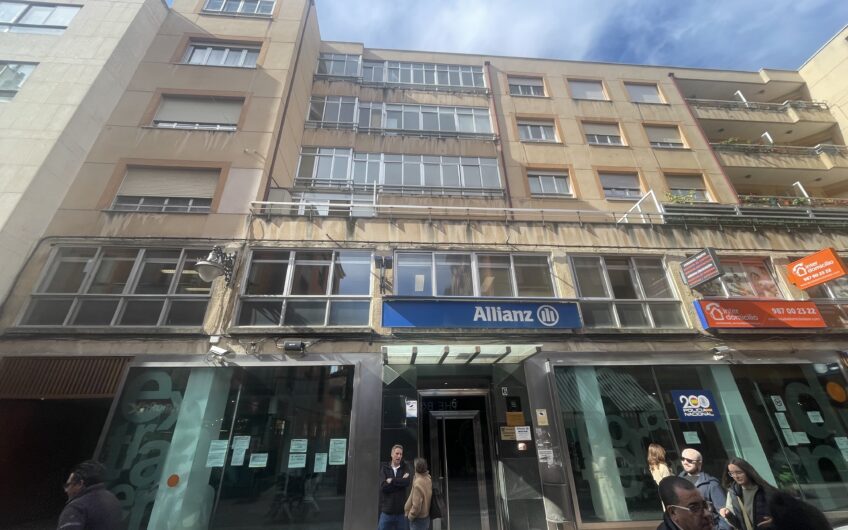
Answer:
[
  {"xmin": 608, "ymin": 268, "xmax": 639, "ymax": 299},
  {"xmin": 477, "ymin": 255, "xmax": 512, "ymax": 297},
  {"xmin": 615, "ymin": 303, "xmax": 648, "ymax": 327},
  {"xmin": 634, "ymin": 259, "xmax": 672, "ymax": 299},
  {"xmin": 573, "ymin": 257, "xmax": 607, "ymax": 298},
  {"xmin": 175, "ymin": 251, "xmax": 211, "ymax": 295},
  {"xmin": 328, "ymin": 300, "xmax": 370, "ymax": 325},
  {"xmin": 290, "ymin": 263, "xmax": 330, "ymax": 295},
  {"xmin": 44, "ymin": 249, "xmax": 96, "ymax": 292},
  {"xmin": 284, "ymin": 300, "xmax": 327, "ymax": 325},
  {"xmin": 245, "ymin": 261, "xmax": 288, "ymax": 295},
  {"xmin": 166, "ymin": 300, "xmax": 208, "ymax": 326},
  {"xmin": 649, "ymin": 302, "xmax": 686, "ymax": 328},
  {"xmin": 332, "ymin": 252, "xmax": 371, "ymax": 295},
  {"xmin": 72, "ymin": 299, "xmax": 119, "ymax": 325},
  {"xmin": 514, "ymin": 256, "xmax": 554, "ymax": 297},
  {"xmin": 134, "ymin": 251, "xmax": 180, "ymax": 294},
  {"xmin": 23, "ymin": 298, "xmax": 72, "ymax": 325},
  {"xmin": 435, "ymin": 254, "xmax": 472, "ymax": 296},
  {"xmin": 396, "ymin": 253, "xmax": 432, "ymax": 296},
  {"xmin": 89, "ymin": 249, "xmax": 137, "ymax": 294},
  {"xmin": 120, "ymin": 300, "xmax": 165, "ymax": 326},
  {"xmin": 238, "ymin": 301, "xmax": 282, "ymax": 326},
  {"xmin": 580, "ymin": 302, "xmax": 614, "ymax": 327}
]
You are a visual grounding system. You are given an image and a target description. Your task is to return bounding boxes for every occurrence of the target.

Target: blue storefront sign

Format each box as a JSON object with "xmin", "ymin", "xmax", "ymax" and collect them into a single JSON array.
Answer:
[
  {"xmin": 671, "ymin": 390, "xmax": 721, "ymax": 422},
  {"xmin": 382, "ymin": 299, "xmax": 582, "ymax": 329}
]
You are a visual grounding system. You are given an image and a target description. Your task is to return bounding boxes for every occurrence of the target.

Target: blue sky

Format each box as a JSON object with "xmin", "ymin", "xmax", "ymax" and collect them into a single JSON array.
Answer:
[{"xmin": 314, "ymin": 0, "xmax": 848, "ymax": 71}]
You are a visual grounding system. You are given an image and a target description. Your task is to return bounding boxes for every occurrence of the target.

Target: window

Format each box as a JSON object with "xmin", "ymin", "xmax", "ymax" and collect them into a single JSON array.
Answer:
[
  {"xmin": 695, "ymin": 258, "xmax": 782, "ymax": 298},
  {"xmin": 20, "ymin": 247, "xmax": 211, "ymax": 327},
  {"xmin": 111, "ymin": 167, "xmax": 220, "ymax": 213},
  {"xmin": 308, "ymin": 96, "xmax": 356, "ymax": 126},
  {"xmin": 201, "ymin": 0, "xmax": 274, "ymax": 16},
  {"xmin": 528, "ymin": 172, "xmax": 570, "ymax": 197},
  {"xmin": 296, "ymin": 148, "xmax": 351, "ymax": 184},
  {"xmin": 583, "ymin": 122, "xmax": 623, "ymax": 146},
  {"xmin": 382, "ymin": 104, "xmax": 491, "ymax": 135},
  {"xmin": 0, "ymin": 61, "xmax": 35, "ymax": 100},
  {"xmin": 806, "ymin": 264, "xmax": 848, "ymax": 328},
  {"xmin": 665, "ymin": 174, "xmax": 709, "ymax": 202},
  {"xmin": 517, "ymin": 119, "xmax": 557, "ymax": 142},
  {"xmin": 182, "ymin": 42, "xmax": 259, "ymax": 68},
  {"xmin": 625, "ymin": 82, "xmax": 663, "ymax": 103},
  {"xmin": 599, "ymin": 173, "xmax": 641, "ymax": 199},
  {"xmin": 361, "ymin": 60, "xmax": 485, "ymax": 89},
  {"xmin": 316, "ymin": 53, "xmax": 360, "ymax": 77},
  {"xmin": 572, "ymin": 256, "xmax": 685, "ymax": 328},
  {"xmin": 0, "ymin": 2, "xmax": 79, "ymax": 33},
  {"xmin": 645, "ymin": 125, "xmax": 684, "ymax": 148},
  {"xmin": 237, "ymin": 250, "xmax": 371, "ymax": 326},
  {"xmin": 395, "ymin": 252, "xmax": 555, "ymax": 298},
  {"xmin": 508, "ymin": 76, "xmax": 545, "ymax": 97},
  {"xmin": 569, "ymin": 79, "xmax": 607, "ymax": 101},
  {"xmin": 152, "ymin": 95, "xmax": 243, "ymax": 131}
]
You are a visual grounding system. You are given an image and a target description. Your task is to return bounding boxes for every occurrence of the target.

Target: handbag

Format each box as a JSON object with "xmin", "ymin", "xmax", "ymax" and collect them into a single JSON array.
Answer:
[{"xmin": 429, "ymin": 483, "xmax": 446, "ymax": 520}]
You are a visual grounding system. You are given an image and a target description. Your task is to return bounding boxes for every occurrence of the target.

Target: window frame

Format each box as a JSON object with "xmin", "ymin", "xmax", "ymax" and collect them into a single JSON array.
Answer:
[
  {"xmin": 695, "ymin": 257, "xmax": 784, "ymax": 299},
  {"xmin": 599, "ymin": 172, "xmax": 642, "ymax": 200},
  {"xmin": 570, "ymin": 255, "xmax": 686, "ymax": 329},
  {"xmin": 517, "ymin": 119, "xmax": 558, "ymax": 143},
  {"xmin": 665, "ymin": 174, "xmax": 710, "ymax": 202},
  {"xmin": 235, "ymin": 249, "xmax": 373, "ymax": 328},
  {"xmin": 151, "ymin": 94, "xmax": 244, "ymax": 131},
  {"xmin": 625, "ymin": 82, "xmax": 665, "ymax": 104},
  {"xmin": 0, "ymin": 61, "xmax": 36, "ymax": 100},
  {"xmin": 360, "ymin": 60, "xmax": 486, "ymax": 90},
  {"xmin": 527, "ymin": 171, "xmax": 571, "ymax": 197},
  {"xmin": 181, "ymin": 41, "xmax": 260, "ymax": 68},
  {"xmin": 201, "ymin": 0, "xmax": 275, "ymax": 17},
  {"xmin": 645, "ymin": 124, "xmax": 685, "ymax": 148},
  {"xmin": 0, "ymin": 1, "xmax": 80, "ymax": 33},
  {"xmin": 316, "ymin": 53, "xmax": 361, "ymax": 77},
  {"xmin": 111, "ymin": 196, "xmax": 213, "ymax": 214},
  {"xmin": 583, "ymin": 121, "xmax": 624, "ymax": 146},
  {"xmin": 508, "ymin": 76, "xmax": 545, "ymax": 97},
  {"xmin": 568, "ymin": 79, "xmax": 609, "ymax": 101},
  {"xmin": 18, "ymin": 246, "xmax": 211, "ymax": 329}
]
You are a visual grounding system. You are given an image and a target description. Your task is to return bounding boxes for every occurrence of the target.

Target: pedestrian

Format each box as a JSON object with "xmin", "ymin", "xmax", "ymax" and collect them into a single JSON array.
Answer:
[
  {"xmin": 378, "ymin": 444, "xmax": 411, "ymax": 530},
  {"xmin": 679, "ymin": 448, "xmax": 730, "ymax": 530},
  {"xmin": 647, "ymin": 443, "xmax": 674, "ymax": 485},
  {"xmin": 767, "ymin": 489, "xmax": 832, "ymax": 530},
  {"xmin": 719, "ymin": 457, "xmax": 775, "ymax": 529},
  {"xmin": 404, "ymin": 457, "xmax": 432, "ymax": 530},
  {"xmin": 657, "ymin": 476, "xmax": 715, "ymax": 530},
  {"xmin": 57, "ymin": 460, "xmax": 122, "ymax": 530}
]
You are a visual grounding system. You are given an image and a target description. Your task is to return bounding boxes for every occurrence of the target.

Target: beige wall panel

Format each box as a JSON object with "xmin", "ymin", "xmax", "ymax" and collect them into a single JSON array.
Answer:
[
  {"xmin": 572, "ymin": 100, "xmax": 619, "ymax": 119},
  {"xmin": 218, "ymin": 168, "xmax": 263, "ymax": 214},
  {"xmin": 128, "ymin": 63, "xmax": 286, "ymax": 98},
  {"xmin": 320, "ymin": 42, "xmax": 364, "ymax": 55},
  {"xmin": 262, "ymin": 42, "xmax": 297, "ymax": 70},
  {"xmin": 266, "ymin": 18, "xmax": 303, "ymax": 42},
  {"xmin": 650, "ymin": 149, "xmax": 705, "ymax": 169},
  {"xmin": 60, "ymin": 163, "xmax": 114, "ymax": 210},
  {"xmin": 518, "ymin": 144, "xmax": 570, "ymax": 165},
  {"xmin": 241, "ymin": 97, "xmax": 284, "ymax": 133},
  {"xmin": 586, "ymin": 146, "xmax": 638, "ymax": 167},
  {"xmin": 141, "ymin": 33, "xmax": 183, "ymax": 63},
  {"xmin": 107, "ymin": 90, "xmax": 155, "ymax": 127}
]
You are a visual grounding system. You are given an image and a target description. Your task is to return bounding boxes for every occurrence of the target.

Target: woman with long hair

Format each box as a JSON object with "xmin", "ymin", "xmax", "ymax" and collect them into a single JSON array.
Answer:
[
  {"xmin": 404, "ymin": 457, "xmax": 433, "ymax": 530},
  {"xmin": 719, "ymin": 457, "xmax": 776, "ymax": 529},
  {"xmin": 646, "ymin": 443, "xmax": 673, "ymax": 485}
]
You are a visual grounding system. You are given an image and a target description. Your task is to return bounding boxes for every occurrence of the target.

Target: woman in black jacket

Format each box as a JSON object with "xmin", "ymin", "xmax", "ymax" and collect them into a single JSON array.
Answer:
[{"xmin": 718, "ymin": 457, "xmax": 776, "ymax": 529}]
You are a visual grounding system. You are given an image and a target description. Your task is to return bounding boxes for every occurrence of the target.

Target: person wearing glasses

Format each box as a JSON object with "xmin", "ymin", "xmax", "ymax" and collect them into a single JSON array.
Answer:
[
  {"xmin": 719, "ymin": 458, "xmax": 776, "ymax": 529},
  {"xmin": 57, "ymin": 460, "xmax": 121, "ymax": 530},
  {"xmin": 657, "ymin": 476, "xmax": 716, "ymax": 530},
  {"xmin": 679, "ymin": 448, "xmax": 730, "ymax": 530}
]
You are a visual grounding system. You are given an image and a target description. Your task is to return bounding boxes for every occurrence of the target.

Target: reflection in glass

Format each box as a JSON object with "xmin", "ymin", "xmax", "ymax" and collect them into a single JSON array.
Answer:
[
  {"xmin": 435, "ymin": 254, "xmax": 472, "ymax": 296},
  {"xmin": 396, "ymin": 253, "xmax": 432, "ymax": 296},
  {"xmin": 72, "ymin": 299, "xmax": 119, "ymax": 325}
]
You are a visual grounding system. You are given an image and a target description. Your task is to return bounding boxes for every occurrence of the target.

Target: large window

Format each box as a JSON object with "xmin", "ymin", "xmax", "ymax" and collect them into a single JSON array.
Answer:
[
  {"xmin": 384, "ymin": 104, "xmax": 492, "ymax": 134},
  {"xmin": 517, "ymin": 119, "xmax": 557, "ymax": 142},
  {"xmin": 308, "ymin": 96, "xmax": 356, "ymax": 126},
  {"xmin": 599, "ymin": 173, "xmax": 641, "ymax": 199},
  {"xmin": 362, "ymin": 60, "xmax": 485, "ymax": 89},
  {"xmin": 0, "ymin": 2, "xmax": 79, "ymax": 33},
  {"xmin": 152, "ymin": 95, "xmax": 243, "ymax": 131},
  {"xmin": 569, "ymin": 79, "xmax": 607, "ymax": 101},
  {"xmin": 0, "ymin": 61, "xmax": 35, "ymax": 100},
  {"xmin": 625, "ymin": 82, "xmax": 664, "ymax": 104},
  {"xmin": 237, "ymin": 250, "xmax": 372, "ymax": 327},
  {"xmin": 695, "ymin": 258, "xmax": 782, "ymax": 298},
  {"xmin": 111, "ymin": 167, "xmax": 220, "ymax": 213},
  {"xmin": 317, "ymin": 53, "xmax": 360, "ymax": 77},
  {"xmin": 182, "ymin": 41, "xmax": 259, "ymax": 68},
  {"xmin": 19, "ymin": 247, "xmax": 211, "ymax": 327},
  {"xmin": 571, "ymin": 256, "xmax": 685, "ymax": 328},
  {"xmin": 297, "ymin": 148, "xmax": 501, "ymax": 196},
  {"xmin": 508, "ymin": 76, "xmax": 545, "ymax": 97},
  {"xmin": 583, "ymin": 122, "xmax": 623, "ymax": 146},
  {"xmin": 394, "ymin": 252, "xmax": 555, "ymax": 298},
  {"xmin": 201, "ymin": 0, "xmax": 274, "ymax": 16},
  {"xmin": 528, "ymin": 172, "xmax": 571, "ymax": 197}
]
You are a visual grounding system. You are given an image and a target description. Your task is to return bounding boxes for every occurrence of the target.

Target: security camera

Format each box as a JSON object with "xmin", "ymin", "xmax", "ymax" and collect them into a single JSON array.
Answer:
[
  {"xmin": 208, "ymin": 345, "xmax": 231, "ymax": 357},
  {"xmin": 712, "ymin": 345, "xmax": 733, "ymax": 361}
]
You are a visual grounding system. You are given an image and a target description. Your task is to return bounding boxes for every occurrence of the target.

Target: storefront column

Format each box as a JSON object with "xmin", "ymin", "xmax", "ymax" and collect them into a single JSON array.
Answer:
[{"xmin": 147, "ymin": 368, "xmax": 233, "ymax": 529}]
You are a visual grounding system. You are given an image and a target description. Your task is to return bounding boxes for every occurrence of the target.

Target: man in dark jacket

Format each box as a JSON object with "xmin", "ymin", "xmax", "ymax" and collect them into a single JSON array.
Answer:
[
  {"xmin": 378, "ymin": 444, "xmax": 411, "ymax": 530},
  {"xmin": 679, "ymin": 448, "xmax": 729, "ymax": 530},
  {"xmin": 657, "ymin": 476, "xmax": 715, "ymax": 530},
  {"xmin": 57, "ymin": 460, "xmax": 122, "ymax": 530}
]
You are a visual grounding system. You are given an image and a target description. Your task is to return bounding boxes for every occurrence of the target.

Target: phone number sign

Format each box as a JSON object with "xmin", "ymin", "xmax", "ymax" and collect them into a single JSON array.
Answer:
[{"xmin": 694, "ymin": 300, "xmax": 826, "ymax": 329}]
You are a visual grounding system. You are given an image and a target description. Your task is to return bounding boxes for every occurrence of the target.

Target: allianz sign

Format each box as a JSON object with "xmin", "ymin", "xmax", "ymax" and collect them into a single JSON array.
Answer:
[{"xmin": 382, "ymin": 300, "xmax": 582, "ymax": 329}]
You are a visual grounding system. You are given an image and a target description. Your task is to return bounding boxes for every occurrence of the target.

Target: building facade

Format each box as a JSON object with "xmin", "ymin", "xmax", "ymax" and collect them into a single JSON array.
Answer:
[{"xmin": 0, "ymin": 0, "xmax": 847, "ymax": 528}]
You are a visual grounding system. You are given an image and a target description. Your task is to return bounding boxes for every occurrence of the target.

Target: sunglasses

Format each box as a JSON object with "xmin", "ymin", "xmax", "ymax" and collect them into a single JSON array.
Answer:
[
  {"xmin": 681, "ymin": 457, "xmax": 701, "ymax": 464},
  {"xmin": 668, "ymin": 501, "xmax": 714, "ymax": 515}
]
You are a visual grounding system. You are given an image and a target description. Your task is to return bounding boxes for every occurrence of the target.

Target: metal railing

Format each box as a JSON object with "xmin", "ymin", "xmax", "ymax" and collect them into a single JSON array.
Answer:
[
  {"xmin": 617, "ymin": 190, "xmax": 662, "ymax": 224},
  {"xmin": 738, "ymin": 195, "xmax": 848, "ymax": 209},
  {"xmin": 304, "ymin": 120, "xmax": 497, "ymax": 140},
  {"xmin": 687, "ymin": 98, "xmax": 830, "ymax": 112},
  {"xmin": 711, "ymin": 143, "xmax": 848, "ymax": 156},
  {"xmin": 292, "ymin": 178, "xmax": 506, "ymax": 198}
]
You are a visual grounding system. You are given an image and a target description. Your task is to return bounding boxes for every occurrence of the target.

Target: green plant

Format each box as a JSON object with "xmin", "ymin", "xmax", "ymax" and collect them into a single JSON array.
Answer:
[
  {"xmin": 719, "ymin": 137, "xmax": 749, "ymax": 144},
  {"xmin": 664, "ymin": 191, "xmax": 698, "ymax": 204}
]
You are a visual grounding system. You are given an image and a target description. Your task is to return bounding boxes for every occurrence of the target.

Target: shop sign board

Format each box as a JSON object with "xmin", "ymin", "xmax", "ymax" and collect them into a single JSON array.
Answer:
[
  {"xmin": 671, "ymin": 390, "xmax": 721, "ymax": 422},
  {"xmin": 382, "ymin": 300, "xmax": 582, "ymax": 329},
  {"xmin": 681, "ymin": 248, "xmax": 723, "ymax": 288},
  {"xmin": 786, "ymin": 248, "xmax": 847, "ymax": 290},
  {"xmin": 694, "ymin": 300, "xmax": 826, "ymax": 329}
]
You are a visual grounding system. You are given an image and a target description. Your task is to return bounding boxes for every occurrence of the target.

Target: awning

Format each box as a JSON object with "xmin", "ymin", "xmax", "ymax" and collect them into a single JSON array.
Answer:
[{"xmin": 382, "ymin": 344, "xmax": 541, "ymax": 365}]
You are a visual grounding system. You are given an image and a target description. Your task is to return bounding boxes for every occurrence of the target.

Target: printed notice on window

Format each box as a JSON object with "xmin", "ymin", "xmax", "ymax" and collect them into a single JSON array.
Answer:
[
  {"xmin": 781, "ymin": 429, "xmax": 798, "ymax": 447},
  {"xmin": 206, "ymin": 440, "xmax": 229, "ymax": 468},
  {"xmin": 231, "ymin": 436, "xmax": 251, "ymax": 466},
  {"xmin": 770, "ymin": 395, "xmax": 786, "ymax": 412},
  {"xmin": 807, "ymin": 411, "xmax": 824, "ymax": 424},
  {"xmin": 793, "ymin": 431, "xmax": 810, "ymax": 444},
  {"xmin": 515, "ymin": 426, "xmax": 532, "ymax": 441},
  {"xmin": 414, "ymin": 275, "xmax": 425, "ymax": 292},
  {"xmin": 314, "ymin": 452, "xmax": 328, "ymax": 473},
  {"xmin": 288, "ymin": 453, "xmax": 307, "ymax": 469},
  {"xmin": 249, "ymin": 453, "xmax": 269, "ymax": 468},
  {"xmin": 775, "ymin": 413, "xmax": 790, "ymax": 430},
  {"xmin": 290, "ymin": 439, "xmax": 308, "ymax": 453},
  {"xmin": 329, "ymin": 438, "xmax": 347, "ymax": 465}
]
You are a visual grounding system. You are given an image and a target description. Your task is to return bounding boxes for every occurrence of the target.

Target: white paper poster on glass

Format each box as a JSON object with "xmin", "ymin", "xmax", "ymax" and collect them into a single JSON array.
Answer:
[
  {"xmin": 793, "ymin": 431, "xmax": 810, "ymax": 444},
  {"xmin": 683, "ymin": 431, "xmax": 701, "ymax": 445},
  {"xmin": 775, "ymin": 413, "xmax": 790, "ymax": 429},
  {"xmin": 314, "ymin": 452, "xmax": 328, "ymax": 473},
  {"xmin": 405, "ymin": 399, "xmax": 418, "ymax": 418},
  {"xmin": 770, "ymin": 395, "xmax": 786, "ymax": 411},
  {"xmin": 249, "ymin": 453, "xmax": 269, "ymax": 468},
  {"xmin": 290, "ymin": 439, "xmax": 308, "ymax": 453},
  {"xmin": 515, "ymin": 426, "xmax": 532, "ymax": 441},
  {"xmin": 807, "ymin": 411, "xmax": 824, "ymax": 424},
  {"xmin": 288, "ymin": 453, "xmax": 307, "ymax": 469},
  {"xmin": 329, "ymin": 438, "xmax": 347, "ymax": 465},
  {"xmin": 231, "ymin": 436, "xmax": 251, "ymax": 466},
  {"xmin": 781, "ymin": 429, "xmax": 798, "ymax": 447},
  {"xmin": 206, "ymin": 439, "xmax": 229, "ymax": 468}
]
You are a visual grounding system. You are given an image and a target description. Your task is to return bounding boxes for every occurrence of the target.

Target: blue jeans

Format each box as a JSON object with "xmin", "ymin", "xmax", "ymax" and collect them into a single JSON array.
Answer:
[
  {"xmin": 409, "ymin": 516, "xmax": 430, "ymax": 530},
  {"xmin": 378, "ymin": 512, "xmax": 408, "ymax": 530}
]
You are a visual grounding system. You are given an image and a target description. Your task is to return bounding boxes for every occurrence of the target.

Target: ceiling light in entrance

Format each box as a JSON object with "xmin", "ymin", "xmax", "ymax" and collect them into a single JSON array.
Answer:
[{"xmin": 381, "ymin": 344, "xmax": 541, "ymax": 365}]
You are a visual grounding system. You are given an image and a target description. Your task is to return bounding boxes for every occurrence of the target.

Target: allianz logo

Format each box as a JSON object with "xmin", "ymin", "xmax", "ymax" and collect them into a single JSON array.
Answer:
[{"xmin": 473, "ymin": 304, "xmax": 560, "ymax": 326}]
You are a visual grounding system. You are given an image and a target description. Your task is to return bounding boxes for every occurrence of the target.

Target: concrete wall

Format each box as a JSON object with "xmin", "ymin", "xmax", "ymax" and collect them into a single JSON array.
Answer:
[{"xmin": 801, "ymin": 25, "xmax": 848, "ymax": 146}]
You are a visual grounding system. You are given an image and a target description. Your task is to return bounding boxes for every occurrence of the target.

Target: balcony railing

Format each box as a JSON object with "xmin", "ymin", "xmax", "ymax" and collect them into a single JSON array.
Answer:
[
  {"xmin": 711, "ymin": 143, "xmax": 848, "ymax": 156},
  {"xmin": 304, "ymin": 120, "xmax": 498, "ymax": 141},
  {"xmin": 687, "ymin": 98, "xmax": 829, "ymax": 112},
  {"xmin": 738, "ymin": 195, "xmax": 848, "ymax": 209},
  {"xmin": 292, "ymin": 178, "xmax": 505, "ymax": 198}
]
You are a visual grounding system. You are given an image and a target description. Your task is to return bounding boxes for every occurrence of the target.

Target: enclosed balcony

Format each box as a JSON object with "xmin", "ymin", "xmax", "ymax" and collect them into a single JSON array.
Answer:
[{"xmin": 688, "ymin": 99, "xmax": 835, "ymax": 142}]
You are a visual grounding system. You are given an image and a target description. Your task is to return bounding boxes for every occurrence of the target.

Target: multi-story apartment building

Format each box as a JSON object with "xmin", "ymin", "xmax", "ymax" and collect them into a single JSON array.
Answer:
[{"xmin": 0, "ymin": 0, "xmax": 846, "ymax": 527}]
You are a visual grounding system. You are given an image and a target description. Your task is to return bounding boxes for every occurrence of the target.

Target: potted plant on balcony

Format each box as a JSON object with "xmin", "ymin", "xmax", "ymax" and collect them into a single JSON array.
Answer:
[{"xmin": 664, "ymin": 191, "xmax": 698, "ymax": 204}]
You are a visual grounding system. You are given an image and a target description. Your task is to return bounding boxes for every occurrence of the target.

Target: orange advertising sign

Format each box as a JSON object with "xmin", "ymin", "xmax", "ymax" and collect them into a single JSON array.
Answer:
[
  {"xmin": 787, "ymin": 248, "xmax": 847, "ymax": 290},
  {"xmin": 694, "ymin": 300, "xmax": 826, "ymax": 329}
]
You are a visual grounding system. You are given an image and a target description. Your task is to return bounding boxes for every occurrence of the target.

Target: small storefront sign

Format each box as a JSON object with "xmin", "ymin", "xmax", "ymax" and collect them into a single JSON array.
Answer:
[
  {"xmin": 671, "ymin": 390, "xmax": 721, "ymax": 422},
  {"xmin": 787, "ymin": 248, "xmax": 847, "ymax": 290},
  {"xmin": 694, "ymin": 300, "xmax": 826, "ymax": 329},
  {"xmin": 382, "ymin": 300, "xmax": 581, "ymax": 329},
  {"xmin": 681, "ymin": 248, "xmax": 723, "ymax": 288}
]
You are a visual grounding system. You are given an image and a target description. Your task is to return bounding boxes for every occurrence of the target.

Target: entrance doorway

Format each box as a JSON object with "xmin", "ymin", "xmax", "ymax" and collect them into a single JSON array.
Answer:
[{"xmin": 420, "ymin": 392, "xmax": 496, "ymax": 530}]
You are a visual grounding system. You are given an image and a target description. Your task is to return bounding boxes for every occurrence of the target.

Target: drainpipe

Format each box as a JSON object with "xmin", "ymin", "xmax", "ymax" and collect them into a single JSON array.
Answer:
[
  {"xmin": 668, "ymin": 72, "xmax": 740, "ymax": 204},
  {"xmin": 485, "ymin": 61, "xmax": 515, "ymax": 218},
  {"xmin": 262, "ymin": 0, "xmax": 314, "ymax": 201}
]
